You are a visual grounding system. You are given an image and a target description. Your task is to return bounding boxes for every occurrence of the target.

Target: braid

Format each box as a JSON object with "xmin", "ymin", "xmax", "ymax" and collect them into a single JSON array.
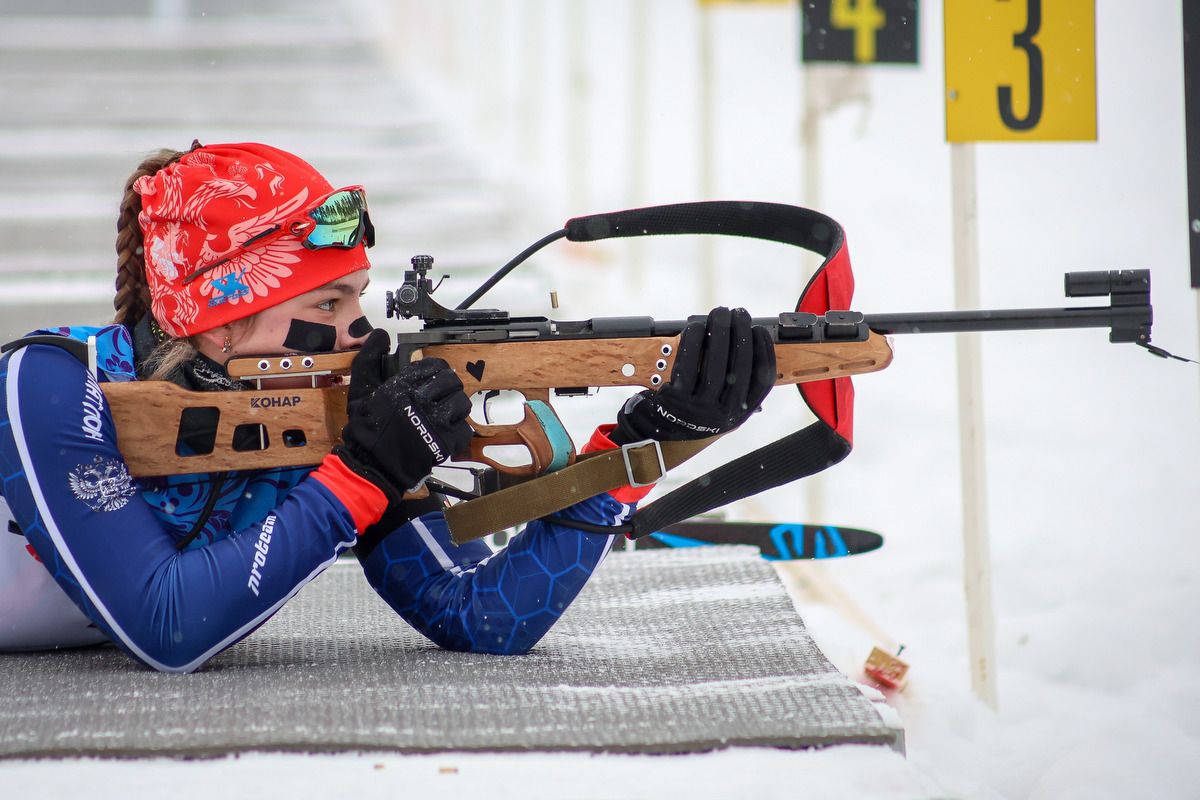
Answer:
[{"xmin": 113, "ymin": 148, "xmax": 186, "ymax": 327}]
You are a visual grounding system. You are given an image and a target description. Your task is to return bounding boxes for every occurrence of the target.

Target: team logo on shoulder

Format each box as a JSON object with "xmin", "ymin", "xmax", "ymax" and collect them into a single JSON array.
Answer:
[{"xmin": 68, "ymin": 456, "xmax": 136, "ymax": 512}]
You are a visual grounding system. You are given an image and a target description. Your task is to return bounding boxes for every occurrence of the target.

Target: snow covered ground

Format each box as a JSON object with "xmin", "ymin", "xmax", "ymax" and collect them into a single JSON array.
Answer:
[
  {"xmin": 382, "ymin": 4, "xmax": 1199, "ymax": 795},
  {"xmin": 3, "ymin": 1, "xmax": 1198, "ymax": 797}
]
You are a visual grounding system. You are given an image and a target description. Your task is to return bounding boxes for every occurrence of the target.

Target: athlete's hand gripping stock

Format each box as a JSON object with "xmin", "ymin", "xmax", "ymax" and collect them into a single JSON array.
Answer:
[
  {"xmin": 334, "ymin": 329, "xmax": 473, "ymax": 499},
  {"xmin": 610, "ymin": 307, "xmax": 776, "ymax": 444}
]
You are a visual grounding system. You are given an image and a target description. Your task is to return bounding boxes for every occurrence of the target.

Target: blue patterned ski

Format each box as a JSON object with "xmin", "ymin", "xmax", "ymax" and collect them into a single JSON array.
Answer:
[{"xmin": 627, "ymin": 521, "xmax": 883, "ymax": 561}]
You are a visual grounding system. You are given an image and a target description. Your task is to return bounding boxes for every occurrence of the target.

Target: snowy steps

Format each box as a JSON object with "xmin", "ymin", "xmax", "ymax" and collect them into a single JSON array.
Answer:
[{"xmin": 0, "ymin": 1, "xmax": 519, "ymax": 300}]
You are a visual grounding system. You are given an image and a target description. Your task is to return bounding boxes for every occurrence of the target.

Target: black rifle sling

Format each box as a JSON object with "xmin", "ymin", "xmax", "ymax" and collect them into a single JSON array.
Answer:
[
  {"xmin": 562, "ymin": 202, "xmax": 853, "ymax": 539},
  {"xmin": 439, "ymin": 201, "xmax": 854, "ymax": 542},
  {"xmin": 625, "ymin": 420, "xmax": 850, "ymax": 539}
]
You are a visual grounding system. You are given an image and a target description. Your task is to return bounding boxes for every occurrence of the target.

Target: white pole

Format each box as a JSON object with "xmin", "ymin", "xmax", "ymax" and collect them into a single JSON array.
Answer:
[
  {"xmin": 801, "ymin": 66, "xmax": 828, "ymax": 525},
  {"xmin": 475, "ymin": 0, "xmax": 504, "ymax": 150},
  {"xmin": 950, "ymin": 142, "xmax": 998, "ymax": 710},
  {"xmin": 439, "ymin": 2, "xmax": 456, "ymax": 83},
  {"xmin": 628, "ymin": 0, "xmax": 650, "ymax": 291},
  {"xmin": 799, "ymin": 64, "xmax": 868, "ymax": 524},
  {"xmin": 567, "ymin": 2, "xmax": 588, "ymax": 212},
  {"xmin": 404, "ymin": 0, "xmax": 427, "ymax": 74},
  {"xmin": 802, "ymin": 69, "xmax": 822, "ymax": 214},
  {"xmin": 389, "ymin": 0, "xmax": 407, "ymax": 68},
  {"xmin": 1194, "ymin": 288, "xmax": 1200, "ymax": 395},
  {"xmin": 519, "ymin": 0, "xmax": 545, "ymax": 173},
  {"xmin": 698, "ymin": 4, "xmax": 717, "ymax": 310}
]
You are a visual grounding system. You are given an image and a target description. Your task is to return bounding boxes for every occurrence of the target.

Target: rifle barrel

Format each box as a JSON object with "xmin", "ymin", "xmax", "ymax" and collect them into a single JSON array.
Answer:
[{"xmin": 864, "ymin": 304, "xmax": 1151, "ymax": 343}]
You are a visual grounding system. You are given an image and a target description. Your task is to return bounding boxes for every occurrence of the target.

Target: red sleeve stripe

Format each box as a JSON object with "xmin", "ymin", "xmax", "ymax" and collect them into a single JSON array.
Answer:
[{"xmin": 309, "ymin": 454, "xmax": 389, "ymax": 534}]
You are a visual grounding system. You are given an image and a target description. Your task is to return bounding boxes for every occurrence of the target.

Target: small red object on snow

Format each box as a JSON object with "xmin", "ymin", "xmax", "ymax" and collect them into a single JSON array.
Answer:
[{"xmin": 864, "ymin": 645, "xmax": 909, "ymax": 691}]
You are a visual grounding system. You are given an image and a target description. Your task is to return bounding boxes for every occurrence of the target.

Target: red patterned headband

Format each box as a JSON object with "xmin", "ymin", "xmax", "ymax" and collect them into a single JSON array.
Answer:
[{"xmin": 133, "ymin": 142, "xmax": 371, "ymax": 337}]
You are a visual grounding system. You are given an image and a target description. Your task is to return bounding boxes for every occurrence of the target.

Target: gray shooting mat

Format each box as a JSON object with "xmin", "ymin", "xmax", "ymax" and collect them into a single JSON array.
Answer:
[{"xmin": 0, "ymin": 546, "xmax": 902, "ymax": 758}]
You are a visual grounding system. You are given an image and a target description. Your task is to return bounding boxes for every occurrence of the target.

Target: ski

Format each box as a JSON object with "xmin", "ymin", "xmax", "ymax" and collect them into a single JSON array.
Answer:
[{"xmin": 622, "ymin": 521, "xmax": 883, "ymax": 561}]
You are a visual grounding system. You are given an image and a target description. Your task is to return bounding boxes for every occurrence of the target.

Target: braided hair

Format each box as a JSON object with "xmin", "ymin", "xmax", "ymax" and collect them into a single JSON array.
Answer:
[
  {"xmin": 113, "ymin": 148, "xmax": 196, "ymax": 379},
  {"xmin": 113, "ymin": 148, "xmax": 186, "ymax": 328}
]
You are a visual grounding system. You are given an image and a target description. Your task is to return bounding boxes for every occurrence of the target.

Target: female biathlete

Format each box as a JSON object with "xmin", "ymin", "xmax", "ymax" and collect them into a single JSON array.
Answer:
[{"xmin": 0, "ymin": 141, "xmax": 775, "ymax": 672}]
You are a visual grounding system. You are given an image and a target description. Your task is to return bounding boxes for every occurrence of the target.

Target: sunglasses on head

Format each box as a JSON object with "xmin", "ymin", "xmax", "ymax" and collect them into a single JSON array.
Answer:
[{"xmin": 183, "ymin": 186, "xmax": 374, "ymax": 285}]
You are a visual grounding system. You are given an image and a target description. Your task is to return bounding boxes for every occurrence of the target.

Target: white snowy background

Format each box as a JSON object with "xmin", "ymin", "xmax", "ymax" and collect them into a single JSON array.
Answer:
[{"xmin": 1, "ymin": 1, "xmax": 1197, "ymax": 797}]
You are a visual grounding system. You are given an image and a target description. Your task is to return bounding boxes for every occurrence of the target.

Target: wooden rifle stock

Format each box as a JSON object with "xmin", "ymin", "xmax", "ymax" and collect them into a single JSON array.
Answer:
[{"xmin": 101, "ymin": 332, "xmax": 894, "ymax": 478}]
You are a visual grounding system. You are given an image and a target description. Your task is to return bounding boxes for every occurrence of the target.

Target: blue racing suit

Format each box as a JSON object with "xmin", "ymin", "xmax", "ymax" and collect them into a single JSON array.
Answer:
[{"xmin": 0, "ymin": 324, "xmax": 628, "ymax": 672}]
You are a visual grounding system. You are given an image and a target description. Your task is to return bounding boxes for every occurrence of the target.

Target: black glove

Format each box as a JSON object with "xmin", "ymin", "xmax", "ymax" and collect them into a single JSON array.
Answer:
[
  {"xmin": 610, "ymin": 307, "xmax": 776, "ymax": 445},
  {"xmin": 344, "ymin": 329, "xmax": 389, "ymax": 417},
  {"xmin": 334, "ymin": 329, "xmax": 473, "ymax": 497}
]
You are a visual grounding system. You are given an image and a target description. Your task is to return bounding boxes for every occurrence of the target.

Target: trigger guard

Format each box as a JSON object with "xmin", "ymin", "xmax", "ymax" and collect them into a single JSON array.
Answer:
[
  {"xmin": 465, "ymin": 401, "xmax": 576, "ymax": 477},
  {"xmin": 481, "ymin": 389, "xmax": 502, "ymax": 425}
]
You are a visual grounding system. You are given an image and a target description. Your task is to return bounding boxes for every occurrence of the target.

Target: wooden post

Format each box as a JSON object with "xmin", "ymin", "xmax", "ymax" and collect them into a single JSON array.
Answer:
[{"xmin": 950, "ymin": 142, "xmax": 998, "ymax": 710}]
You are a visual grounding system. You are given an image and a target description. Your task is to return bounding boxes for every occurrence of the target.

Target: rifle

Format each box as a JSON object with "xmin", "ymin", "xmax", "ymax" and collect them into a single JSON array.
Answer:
[{"xmin": 99, "ymin": 202, "xmax": 1155, "ymax": 541}]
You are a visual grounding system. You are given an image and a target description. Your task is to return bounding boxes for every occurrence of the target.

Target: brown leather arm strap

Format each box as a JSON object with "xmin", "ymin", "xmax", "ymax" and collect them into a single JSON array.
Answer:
[{"xmin": 444, "ymin": 437, "xmax": 718, "ymax": 543}]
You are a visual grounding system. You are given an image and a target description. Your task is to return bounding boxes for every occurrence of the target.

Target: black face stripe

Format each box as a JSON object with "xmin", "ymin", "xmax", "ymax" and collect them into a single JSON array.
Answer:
[
  {"xmin": 282, "ymin": 320, "xmax": 338, "ymax": 353},
  {"xmin": 8, "ymin": 520, "xmax": 22, "ymax": 536},
  {"xmin": 348, "ymin": 316, "xmax": 373, "ymax": 338}
]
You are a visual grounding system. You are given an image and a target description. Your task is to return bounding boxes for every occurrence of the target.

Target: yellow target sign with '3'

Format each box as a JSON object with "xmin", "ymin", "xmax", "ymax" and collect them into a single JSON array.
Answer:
[{"xmin": 945, "ymin": 0, "xmax": 1096, "ymax": 142}]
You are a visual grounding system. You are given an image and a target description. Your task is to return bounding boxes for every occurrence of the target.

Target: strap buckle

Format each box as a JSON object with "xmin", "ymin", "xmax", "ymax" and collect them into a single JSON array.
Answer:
[{"xmin": 620, "ymin": 439, "xmax": 666, "ymax": 488}]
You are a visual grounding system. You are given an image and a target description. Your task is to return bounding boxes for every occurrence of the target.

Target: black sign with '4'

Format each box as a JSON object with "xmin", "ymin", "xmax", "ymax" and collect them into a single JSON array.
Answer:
[{"xmin": 801, "ymin": 0, "xmax": 918, "ymax": 65}]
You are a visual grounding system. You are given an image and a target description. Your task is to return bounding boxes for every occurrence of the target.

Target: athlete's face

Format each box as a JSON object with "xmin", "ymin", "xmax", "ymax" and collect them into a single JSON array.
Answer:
[
  {"xmin": 195, "ymin": 269, "xmax": 373, "ymax": 377},
  {"xmin": 232, "ymin": 269, "xmax": 373, "ymax": 356}
]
